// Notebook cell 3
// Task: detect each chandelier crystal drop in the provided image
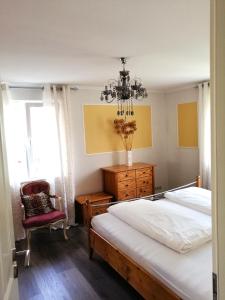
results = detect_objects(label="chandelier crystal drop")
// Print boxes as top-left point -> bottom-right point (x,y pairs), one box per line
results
100,58 -> 148,116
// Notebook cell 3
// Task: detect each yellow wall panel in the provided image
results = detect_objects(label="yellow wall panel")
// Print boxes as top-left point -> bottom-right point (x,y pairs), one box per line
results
83,105 -> 152,154
177,102 -> 198,147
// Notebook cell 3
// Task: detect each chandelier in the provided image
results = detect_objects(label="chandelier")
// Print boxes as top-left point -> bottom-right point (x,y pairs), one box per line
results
100,58 -> 148,116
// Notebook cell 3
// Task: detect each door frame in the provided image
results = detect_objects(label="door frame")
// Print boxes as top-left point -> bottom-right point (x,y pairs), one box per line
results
211,0 -> 225,299
0,87 -> 19,300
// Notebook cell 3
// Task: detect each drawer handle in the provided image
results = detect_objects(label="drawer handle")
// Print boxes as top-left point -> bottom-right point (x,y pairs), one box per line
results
125,184 -> 128,187
125,174 -> 128,177
143,181 -> 146,184
126,194 -> 129,196
143,172 -> 146,174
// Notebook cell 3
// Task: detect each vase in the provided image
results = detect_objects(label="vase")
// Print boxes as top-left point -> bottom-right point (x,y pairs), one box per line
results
126,150 -> 133,166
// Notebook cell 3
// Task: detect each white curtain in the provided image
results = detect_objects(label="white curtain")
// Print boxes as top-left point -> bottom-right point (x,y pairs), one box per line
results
43,84 -> 75,226
1,83 -> 76,240
1,84 -> 26,239
198,82 -> 211,189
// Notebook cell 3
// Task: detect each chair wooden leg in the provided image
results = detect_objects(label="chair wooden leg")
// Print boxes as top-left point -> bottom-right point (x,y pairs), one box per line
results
63,220 -> 68,240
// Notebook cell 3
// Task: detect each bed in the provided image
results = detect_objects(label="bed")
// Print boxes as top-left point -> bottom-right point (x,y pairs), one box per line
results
86,177 -> 212,300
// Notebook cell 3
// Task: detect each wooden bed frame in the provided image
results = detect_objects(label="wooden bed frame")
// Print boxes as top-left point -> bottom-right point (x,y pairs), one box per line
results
86,176 -> 202,300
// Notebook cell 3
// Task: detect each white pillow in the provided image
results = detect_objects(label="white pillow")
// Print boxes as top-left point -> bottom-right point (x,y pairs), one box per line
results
164,187 -> 211,215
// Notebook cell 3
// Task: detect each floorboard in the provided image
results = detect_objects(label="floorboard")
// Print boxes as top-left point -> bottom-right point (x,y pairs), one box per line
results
17,226 -> 142,300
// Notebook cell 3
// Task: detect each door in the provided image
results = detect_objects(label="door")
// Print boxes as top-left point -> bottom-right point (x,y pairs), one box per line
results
211,0 -> 225,299
0,96 -> 19,299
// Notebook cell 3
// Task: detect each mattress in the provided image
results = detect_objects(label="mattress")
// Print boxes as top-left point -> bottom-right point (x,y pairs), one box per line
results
91,200 -> 212,300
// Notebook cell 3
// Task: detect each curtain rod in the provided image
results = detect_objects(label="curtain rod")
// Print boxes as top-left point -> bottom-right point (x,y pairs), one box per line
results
9,82 -> 209,90
194,82 -> 210,88
8,85 -> 78,91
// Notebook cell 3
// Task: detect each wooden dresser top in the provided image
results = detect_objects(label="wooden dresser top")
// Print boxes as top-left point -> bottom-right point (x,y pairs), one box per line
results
76,192 -> 113,205
101,162 -> 155,173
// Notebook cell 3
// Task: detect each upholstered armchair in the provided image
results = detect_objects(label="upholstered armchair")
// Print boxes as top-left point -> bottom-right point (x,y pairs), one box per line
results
20,180 -> 68,266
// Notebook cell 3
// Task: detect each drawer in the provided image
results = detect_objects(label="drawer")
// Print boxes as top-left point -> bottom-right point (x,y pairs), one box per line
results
117,170 -> 135,182
117,188 -> 136,200
91,205 -> 108,217
136,175 -> 152,188
84,199 -> 110,224
136,186 -> 152,197
136,167 -> 152,178
118,179 -> 136,190
92,199 -> 111,205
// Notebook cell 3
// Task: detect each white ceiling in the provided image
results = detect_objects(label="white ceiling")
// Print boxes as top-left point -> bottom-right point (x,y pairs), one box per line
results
0,0 -> 210,91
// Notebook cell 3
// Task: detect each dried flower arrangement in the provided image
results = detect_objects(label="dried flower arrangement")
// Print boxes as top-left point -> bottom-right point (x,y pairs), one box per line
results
114,119 -> 137,151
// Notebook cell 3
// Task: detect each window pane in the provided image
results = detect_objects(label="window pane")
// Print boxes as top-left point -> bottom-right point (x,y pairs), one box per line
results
6,102 -> 29,182
29,106 -> 61,179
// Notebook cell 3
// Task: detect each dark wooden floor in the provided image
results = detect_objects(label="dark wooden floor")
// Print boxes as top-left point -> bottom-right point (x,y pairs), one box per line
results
17,226 -> 142,300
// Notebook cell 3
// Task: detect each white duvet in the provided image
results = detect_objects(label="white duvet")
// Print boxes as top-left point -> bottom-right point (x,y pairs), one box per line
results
164,187 -> 211,215
108,199 -> 211,253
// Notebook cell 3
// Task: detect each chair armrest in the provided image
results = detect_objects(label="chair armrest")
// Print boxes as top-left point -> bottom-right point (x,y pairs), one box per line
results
20,203 -> 26,221
49,195 -> 63,211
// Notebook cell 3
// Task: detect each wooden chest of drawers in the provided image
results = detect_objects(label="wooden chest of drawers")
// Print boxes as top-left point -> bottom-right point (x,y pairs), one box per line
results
102,163 -> 155,201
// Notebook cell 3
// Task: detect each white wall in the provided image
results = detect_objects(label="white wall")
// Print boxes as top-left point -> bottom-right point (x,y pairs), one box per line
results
70,89 -> 169,195
165,87 -> 199,188
9,85 -> 200,194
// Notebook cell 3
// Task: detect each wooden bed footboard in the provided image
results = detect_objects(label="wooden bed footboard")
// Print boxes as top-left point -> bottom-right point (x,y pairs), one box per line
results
89,229 -> 182,300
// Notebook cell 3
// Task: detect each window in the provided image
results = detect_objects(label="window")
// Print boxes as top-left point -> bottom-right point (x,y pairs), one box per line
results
9,101 -> 61,181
